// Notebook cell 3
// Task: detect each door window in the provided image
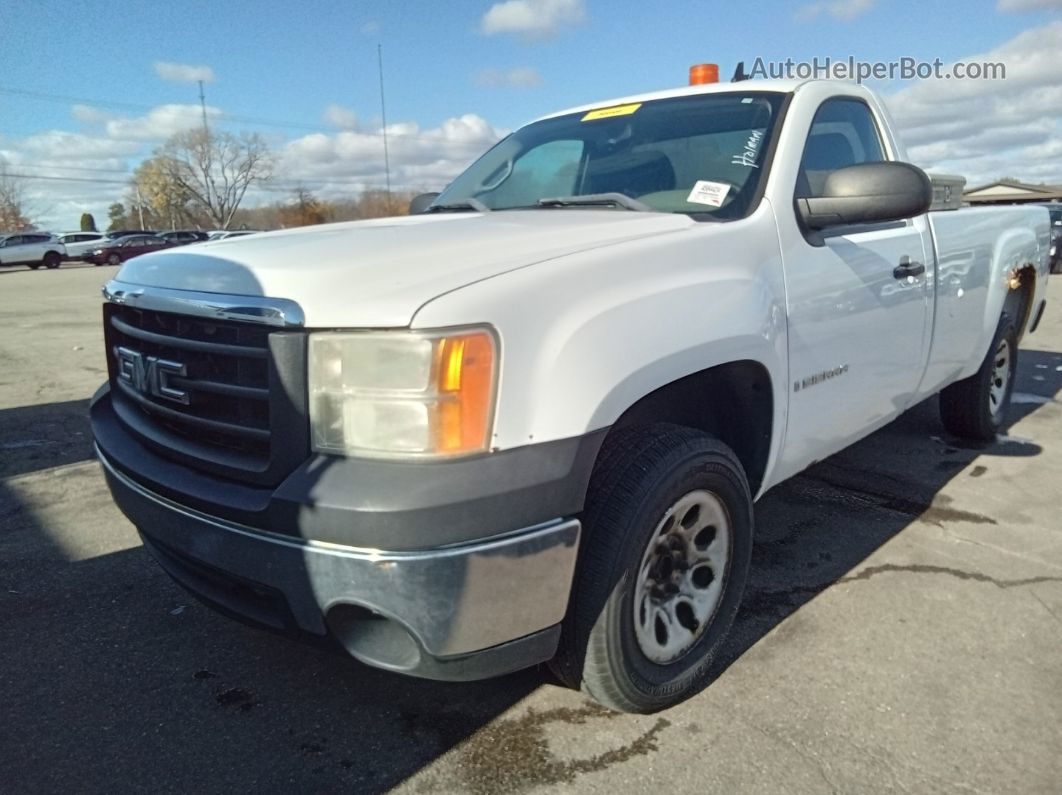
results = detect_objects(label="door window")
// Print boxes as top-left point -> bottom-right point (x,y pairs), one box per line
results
796,99 -> 886,199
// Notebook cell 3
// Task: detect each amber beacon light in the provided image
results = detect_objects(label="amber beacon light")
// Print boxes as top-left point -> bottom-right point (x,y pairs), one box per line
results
689,63 -> 720,85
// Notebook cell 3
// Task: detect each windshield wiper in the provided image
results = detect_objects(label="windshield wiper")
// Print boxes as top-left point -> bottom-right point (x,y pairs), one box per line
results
536,193 -> 653,212
425,198 -> 490,213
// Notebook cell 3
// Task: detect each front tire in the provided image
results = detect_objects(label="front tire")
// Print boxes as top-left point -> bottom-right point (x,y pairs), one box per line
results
552,424 -> 753,713
939,314 -> 1017,441
107,253 -> 121,266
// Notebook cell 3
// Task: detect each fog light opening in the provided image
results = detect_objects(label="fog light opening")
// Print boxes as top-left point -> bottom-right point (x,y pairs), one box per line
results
326,604 -> 421,671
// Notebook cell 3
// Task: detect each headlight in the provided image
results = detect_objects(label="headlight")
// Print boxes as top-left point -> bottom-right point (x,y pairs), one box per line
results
309,328 -> 497,459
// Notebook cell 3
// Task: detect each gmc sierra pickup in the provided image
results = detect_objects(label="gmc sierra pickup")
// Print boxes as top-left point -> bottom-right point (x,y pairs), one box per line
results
91,76 -> 1050,713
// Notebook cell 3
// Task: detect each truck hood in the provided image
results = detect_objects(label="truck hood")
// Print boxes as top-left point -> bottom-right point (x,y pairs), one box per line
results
114,210 -> 694,327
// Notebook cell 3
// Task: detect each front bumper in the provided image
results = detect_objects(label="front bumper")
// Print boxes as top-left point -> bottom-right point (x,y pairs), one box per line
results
98,446 -> 581,680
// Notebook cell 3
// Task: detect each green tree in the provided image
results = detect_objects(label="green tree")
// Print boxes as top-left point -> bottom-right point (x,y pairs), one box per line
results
107,202 -> 130,231
80,213 -> 97,232
133,157 -> 197,230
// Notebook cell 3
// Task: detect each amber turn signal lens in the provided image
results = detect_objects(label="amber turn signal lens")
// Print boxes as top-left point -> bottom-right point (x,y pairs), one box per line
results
434,332 -> 495,454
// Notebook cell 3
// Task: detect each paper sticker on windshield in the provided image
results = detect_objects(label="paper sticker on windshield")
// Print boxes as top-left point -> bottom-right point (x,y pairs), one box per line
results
581,103 -> 642,122
687,180 -> 730,208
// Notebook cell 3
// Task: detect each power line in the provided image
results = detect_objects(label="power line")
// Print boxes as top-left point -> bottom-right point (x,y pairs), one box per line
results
6,162 -> 437,188
0,84 -> 436,139
3,171 -> 433,192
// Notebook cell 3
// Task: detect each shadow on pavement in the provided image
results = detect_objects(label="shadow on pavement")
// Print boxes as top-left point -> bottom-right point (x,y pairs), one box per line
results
0,349 -> 1059,792
715,347 -> 1062,675
0,399 -> 94,479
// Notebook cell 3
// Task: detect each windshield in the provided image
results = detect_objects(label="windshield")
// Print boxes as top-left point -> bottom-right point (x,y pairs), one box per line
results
435,92 -> 785,221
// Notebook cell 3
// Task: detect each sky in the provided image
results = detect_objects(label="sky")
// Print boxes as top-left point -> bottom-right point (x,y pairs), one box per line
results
3,0 -> 1062,230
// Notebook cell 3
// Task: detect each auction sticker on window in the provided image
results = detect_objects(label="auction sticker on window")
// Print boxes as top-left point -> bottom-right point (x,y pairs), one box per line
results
581,103 -> 642,121
686,180 -> 731,207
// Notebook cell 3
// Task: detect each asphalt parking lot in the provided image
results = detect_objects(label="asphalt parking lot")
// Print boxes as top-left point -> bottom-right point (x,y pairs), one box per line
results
2,263 -> 1061,793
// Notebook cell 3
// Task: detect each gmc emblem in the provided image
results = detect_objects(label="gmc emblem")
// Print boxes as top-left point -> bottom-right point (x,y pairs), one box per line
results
114,346 -> 189,405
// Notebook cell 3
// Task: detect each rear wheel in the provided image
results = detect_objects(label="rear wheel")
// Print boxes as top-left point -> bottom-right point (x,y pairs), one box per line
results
939,314 -> 1017,441
551,424 -> 753,713
42,252 -> 61,269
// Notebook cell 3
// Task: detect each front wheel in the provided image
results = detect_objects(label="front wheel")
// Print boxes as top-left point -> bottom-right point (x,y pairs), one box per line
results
107,253 -> 121,266
551,424 -> 753,713
939,313 -> 1017,441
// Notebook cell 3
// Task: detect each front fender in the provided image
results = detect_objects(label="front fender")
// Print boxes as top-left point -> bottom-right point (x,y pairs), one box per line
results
411,207 -> 789,477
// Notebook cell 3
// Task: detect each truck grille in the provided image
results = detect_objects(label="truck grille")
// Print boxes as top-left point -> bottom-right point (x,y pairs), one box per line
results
103,303 -> 308,486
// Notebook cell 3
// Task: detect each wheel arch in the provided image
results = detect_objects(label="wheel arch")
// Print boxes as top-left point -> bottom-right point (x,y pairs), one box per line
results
1004,264 -> 1037,341
598,360 -> 775,497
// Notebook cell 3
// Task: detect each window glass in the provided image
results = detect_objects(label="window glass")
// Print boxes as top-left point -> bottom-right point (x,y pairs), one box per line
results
796,99 -> 885,199
435,92 -> 785,220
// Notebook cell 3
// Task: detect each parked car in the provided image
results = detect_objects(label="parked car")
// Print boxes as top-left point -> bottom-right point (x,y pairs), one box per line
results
91,74 -> 1050,714
106,229 -> 156,240
57,231 -> 106,260
1034,203 -> 1062,274
0,233 -> 66,269
158,230 -> 211,245
84,234 -> 175,266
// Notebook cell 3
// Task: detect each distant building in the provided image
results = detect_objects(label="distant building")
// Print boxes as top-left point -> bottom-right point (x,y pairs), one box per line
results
963,180 -> 1062,205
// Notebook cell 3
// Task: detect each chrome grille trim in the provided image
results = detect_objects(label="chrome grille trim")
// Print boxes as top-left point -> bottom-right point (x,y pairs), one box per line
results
103,280 -> 305,328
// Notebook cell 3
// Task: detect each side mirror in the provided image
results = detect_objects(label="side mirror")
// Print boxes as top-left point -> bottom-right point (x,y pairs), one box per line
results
797,162 -> 932,231
409,192 -> 440,215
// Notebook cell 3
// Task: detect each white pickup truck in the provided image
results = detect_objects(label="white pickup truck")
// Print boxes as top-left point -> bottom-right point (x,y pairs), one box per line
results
91,76 -> 1050,713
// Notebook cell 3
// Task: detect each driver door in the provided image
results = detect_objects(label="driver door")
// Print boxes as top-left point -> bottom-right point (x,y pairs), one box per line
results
779,98 -> 932,472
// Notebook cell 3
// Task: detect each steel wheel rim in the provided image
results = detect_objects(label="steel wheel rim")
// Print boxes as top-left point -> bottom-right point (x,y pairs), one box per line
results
988,337 -> 1012,418
633,489 -> 732,665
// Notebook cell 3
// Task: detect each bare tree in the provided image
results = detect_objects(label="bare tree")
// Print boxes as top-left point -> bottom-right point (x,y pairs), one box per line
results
278,187 -> 327,227
0,159 -> 35,232
157,129 -> 273,229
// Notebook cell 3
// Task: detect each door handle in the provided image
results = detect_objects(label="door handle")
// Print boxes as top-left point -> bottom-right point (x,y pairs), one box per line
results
893,258 -> 925,279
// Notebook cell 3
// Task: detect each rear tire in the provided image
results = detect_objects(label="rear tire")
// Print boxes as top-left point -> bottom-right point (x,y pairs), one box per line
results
939,314 -> 1017,441
551,424 -> 753,713
42,252 -> 61,269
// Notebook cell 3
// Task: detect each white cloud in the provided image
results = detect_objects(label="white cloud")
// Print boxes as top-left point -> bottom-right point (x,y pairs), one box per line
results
361,20 -> 380,34
474,66 -> 543,87
323,104 -> 359,130
153,61 -> 216,84
71,105 -> 113,124
278,113 -> 504,194
104,104 -> 221,141
796,0 -> 876,22
480,0 -> 585,39
0,134 -> 139,232
998,0 -> 1062,10
888,21 -> 1062,186
6,95 -> 506,231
